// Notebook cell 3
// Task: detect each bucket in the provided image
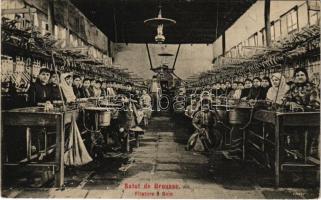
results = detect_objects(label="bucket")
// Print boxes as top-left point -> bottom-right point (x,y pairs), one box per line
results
228,108 -> 250,125
85,107 -> 111,127
98,110 -> 111,127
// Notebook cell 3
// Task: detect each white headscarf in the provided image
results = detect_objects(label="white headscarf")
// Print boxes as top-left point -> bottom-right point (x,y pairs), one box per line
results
266,73 -> 289,104
60,73 -> 76,103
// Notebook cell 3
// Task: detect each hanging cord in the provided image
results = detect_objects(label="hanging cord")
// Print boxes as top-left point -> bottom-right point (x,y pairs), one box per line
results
172,44 -> 181,70
240,106 -> 255,130
146,43 -> 153,70
51,52 -> 66,111
172,72 -> 182,80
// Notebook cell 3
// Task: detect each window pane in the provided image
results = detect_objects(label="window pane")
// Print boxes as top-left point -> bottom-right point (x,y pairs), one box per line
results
274,21 -> 281,40
254,34 -> 258,46
280,16 -> 287,37
310,10 -> 320,25
291,10 -> 297,26
288,13 -> 291,31
287,9 -> 298,33
271,24 -> 275,41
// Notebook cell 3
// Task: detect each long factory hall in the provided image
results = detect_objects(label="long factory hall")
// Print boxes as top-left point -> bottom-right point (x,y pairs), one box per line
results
1,0 -> 320,199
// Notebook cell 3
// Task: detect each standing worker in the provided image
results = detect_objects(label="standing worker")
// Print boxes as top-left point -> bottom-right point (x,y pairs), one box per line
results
149,76 -> 162,111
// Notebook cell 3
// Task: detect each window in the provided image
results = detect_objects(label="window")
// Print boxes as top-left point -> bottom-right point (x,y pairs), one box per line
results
237,43 -> 243,57
41,21 -> 48,35
225,51 -> 229,58
274,20 -> 281,40
230,47 -> 237,58
225,51 -> 232,58
75,18 -> 80,32
260,28 -> 265,46
248,33 -> 258,46
243,40 -> 248,47
286,8 -> 299,33
280,15 -> 287,37
307,0 -> 320,11
270,22 -> 275,41
309,10 -> 320,25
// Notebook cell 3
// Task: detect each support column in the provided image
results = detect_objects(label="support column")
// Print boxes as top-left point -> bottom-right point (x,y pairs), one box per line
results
108,39 -> 112,58
222,32 -> 226,56
264,0 -> 272,47
55,114 -> 65,188
65,0 -> 70,47
47,0 -> 54,35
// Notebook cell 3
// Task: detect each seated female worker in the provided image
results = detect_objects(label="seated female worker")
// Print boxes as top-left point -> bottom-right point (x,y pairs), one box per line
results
246,77 -> 265,101
227,81 -> 241,100
233,82 -> 244,100
81,78 -> 92,98
92,80 -> 102,97
219,83 -> 227,97
106,82 -> 117,97
72,75 -> 85,99
100,81 -> 108,97
283,68 -> 320,160
60,73 -> 77,103
283,68 -> 320,111
240,79 -> 252,99
224,81 -> 233,96
212,82 -> 223,97
49,71 -> 63,102
28,68 -> 51,106
266,73 -> 289,105
261,76 -> 271,100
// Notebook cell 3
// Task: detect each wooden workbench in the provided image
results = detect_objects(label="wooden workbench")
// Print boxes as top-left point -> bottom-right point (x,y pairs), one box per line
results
2,107 -> 79,188
248,110 -> 320,187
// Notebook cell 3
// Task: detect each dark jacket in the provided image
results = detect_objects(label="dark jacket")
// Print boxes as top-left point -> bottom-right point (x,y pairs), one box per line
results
101,88 -> 107,97
81,87 -> 91,98
214,89 -> 225,96
118,103 -> 134,130
261,86 -> 270,100
225,87 -> 233,96
49,84 -> 63,101
240,88 -> 250,99
73,85 -> 85,98
247,86 -> 264,100
28,80 -> 51,106
88,86 -> 95,97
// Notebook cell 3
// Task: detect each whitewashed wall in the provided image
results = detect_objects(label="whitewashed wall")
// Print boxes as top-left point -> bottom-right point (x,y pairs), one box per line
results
212,0 -> 306,57
113,43 -> 213,80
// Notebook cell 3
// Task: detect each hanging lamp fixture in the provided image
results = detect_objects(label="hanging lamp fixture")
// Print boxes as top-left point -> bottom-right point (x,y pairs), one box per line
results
144,5 -> 176,43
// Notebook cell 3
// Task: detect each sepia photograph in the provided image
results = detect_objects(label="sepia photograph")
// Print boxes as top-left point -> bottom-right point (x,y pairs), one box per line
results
1,0 -> 320,198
